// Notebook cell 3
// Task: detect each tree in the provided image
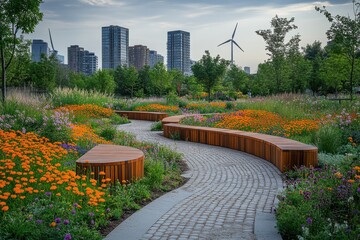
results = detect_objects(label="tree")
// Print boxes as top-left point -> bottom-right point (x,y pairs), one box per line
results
256,15 -> 300,93
138,65 -> 151,96
191,50 -> 228,101
114,65 -> 139,98
88,69 -> 115,94
316,0 -> 360,99
29,55 -> 57,92
303,41 -> 326,95
149,62 -> 171,96
226,64 -> 249,93
0,0 -> 43,103
319,54 -> 350,95
169,69 -> 185,96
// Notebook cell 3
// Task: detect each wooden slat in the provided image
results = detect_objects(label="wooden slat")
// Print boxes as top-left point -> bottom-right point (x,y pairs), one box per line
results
76,144 -> 144,184
115,110 -> 168,121
163,120 -> 318,173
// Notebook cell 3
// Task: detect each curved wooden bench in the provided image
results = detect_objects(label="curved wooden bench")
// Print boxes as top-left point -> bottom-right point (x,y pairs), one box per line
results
76,144 -> 144,184
162,116 -> 318,172
115,110 -> 168,121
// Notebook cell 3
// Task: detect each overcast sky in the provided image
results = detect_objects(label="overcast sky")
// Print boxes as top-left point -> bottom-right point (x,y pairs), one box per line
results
27,0 -> 354,73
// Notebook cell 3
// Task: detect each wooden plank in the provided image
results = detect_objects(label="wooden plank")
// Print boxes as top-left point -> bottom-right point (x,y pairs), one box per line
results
115,110 -> 168,122
76,144 -> 144,183
162,122 -> 318,172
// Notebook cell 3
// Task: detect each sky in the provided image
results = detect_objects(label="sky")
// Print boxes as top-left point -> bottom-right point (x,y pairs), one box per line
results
27,0 -> 355,73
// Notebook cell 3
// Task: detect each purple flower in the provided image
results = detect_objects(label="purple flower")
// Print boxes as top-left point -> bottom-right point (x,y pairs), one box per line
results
106,208 -> 110,213
63,219 -> 70,225
36,219 -> 43,224
71,209 -> 76,215
88,212 -> 94,217
91,219 -> 95,225
306,217 -> 312,224
55,217 -> 61,223
358,187 -> 360,193
64,233 -> 72,240
73,203 -> 78,207
45,192 -> 52,196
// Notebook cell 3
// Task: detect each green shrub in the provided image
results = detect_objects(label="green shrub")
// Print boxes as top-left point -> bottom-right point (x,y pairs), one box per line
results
109,113 -> 130,125
316,125 -> 343,153
99,125 -> 117,141
144,160 -> 165,190
150,121 -> 162,131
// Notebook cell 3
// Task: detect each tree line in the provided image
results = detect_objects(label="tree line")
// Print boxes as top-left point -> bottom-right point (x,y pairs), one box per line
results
1,0 -> 359,103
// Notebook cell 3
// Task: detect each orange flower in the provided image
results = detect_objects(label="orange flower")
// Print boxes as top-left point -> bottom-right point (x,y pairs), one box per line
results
50,186 -> 57,191
99,171 -> 106,176
2,206 -> 9,212
49,222 -> 56,227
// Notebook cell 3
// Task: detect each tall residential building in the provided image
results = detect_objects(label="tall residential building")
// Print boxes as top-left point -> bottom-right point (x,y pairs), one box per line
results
31,39 -> 49,62
68,45 -> 84,73
149,50 -> 164,68
244,66 -> 250,75
129,45 -> 149,70
68,45 -> 97,75
167,30 -> 190,75
102,25 -> 129,69
83,51 -> 98,76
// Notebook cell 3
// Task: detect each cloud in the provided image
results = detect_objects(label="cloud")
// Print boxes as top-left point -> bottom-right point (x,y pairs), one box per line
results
78,0 -> 126,6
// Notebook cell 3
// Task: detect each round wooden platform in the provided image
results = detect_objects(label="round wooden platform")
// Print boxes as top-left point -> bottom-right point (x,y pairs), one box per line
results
76,144 -> 144,184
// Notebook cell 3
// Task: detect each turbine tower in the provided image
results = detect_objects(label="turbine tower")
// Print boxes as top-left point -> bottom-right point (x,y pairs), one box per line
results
217,23 -> 244,65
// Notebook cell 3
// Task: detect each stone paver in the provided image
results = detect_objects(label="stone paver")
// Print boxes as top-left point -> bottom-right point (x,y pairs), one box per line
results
106,120 -> 283,240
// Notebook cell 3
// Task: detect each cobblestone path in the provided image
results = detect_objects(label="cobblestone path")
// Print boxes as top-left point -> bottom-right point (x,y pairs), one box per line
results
107,120 -> 283,240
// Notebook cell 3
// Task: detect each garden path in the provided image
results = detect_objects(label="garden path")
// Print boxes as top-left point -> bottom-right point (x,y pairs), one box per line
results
106,120 -> 283,240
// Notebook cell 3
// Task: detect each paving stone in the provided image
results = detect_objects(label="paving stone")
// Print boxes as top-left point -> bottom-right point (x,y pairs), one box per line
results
106,120 -> 283,240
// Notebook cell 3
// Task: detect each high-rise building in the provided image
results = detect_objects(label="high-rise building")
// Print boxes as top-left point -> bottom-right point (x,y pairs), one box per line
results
149,50 -> 164,68
244,66 -> 250,75
31,39 -> 49,62
167,30 -> 190,75
68,45 -> 97,75
157,54 -> 164,65
68,45 -> 84,73
102,25 -> 129,69
83,51 -> 98,76
129,45 -> 149,70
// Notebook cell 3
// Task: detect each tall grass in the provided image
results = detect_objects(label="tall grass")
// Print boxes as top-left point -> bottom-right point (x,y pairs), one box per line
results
51,88 -> 115,107
236,94 -> 359,120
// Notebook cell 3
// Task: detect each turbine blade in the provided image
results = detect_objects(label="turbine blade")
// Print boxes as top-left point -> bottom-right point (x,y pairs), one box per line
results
48,28 -> 55,51
217,39 -> 231,47
233,40 -> 244,52
232,23 -> 238,39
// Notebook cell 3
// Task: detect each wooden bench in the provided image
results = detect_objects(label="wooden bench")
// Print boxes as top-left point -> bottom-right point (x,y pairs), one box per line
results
76,144 -> 144,184
115,110 -> 168,121
162,116 -> 318,172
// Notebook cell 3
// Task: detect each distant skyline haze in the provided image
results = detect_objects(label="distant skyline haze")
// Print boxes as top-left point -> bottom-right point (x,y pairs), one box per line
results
27,0 -> 354,73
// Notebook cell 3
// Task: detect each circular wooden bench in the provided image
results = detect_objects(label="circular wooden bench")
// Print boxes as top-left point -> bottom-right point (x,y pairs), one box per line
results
76,144 -> 144,184
162,115 -> 318,172
115,110 -> 168,121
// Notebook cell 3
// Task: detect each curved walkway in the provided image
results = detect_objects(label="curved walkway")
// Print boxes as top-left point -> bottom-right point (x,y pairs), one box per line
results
106,120 -> 283,240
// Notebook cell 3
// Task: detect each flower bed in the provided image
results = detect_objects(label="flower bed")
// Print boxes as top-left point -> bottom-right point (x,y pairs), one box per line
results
134,103 -> 179,113
277,164 -> 360,239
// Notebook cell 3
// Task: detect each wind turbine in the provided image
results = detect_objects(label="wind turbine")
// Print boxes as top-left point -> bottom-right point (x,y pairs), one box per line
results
48,28 -> 58,57
217,23 -> 244,65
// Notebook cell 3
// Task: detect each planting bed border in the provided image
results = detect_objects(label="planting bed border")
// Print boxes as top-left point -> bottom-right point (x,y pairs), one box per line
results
76,144 -> 144,184
115,110 -> 168,121
162,115 -> 318,172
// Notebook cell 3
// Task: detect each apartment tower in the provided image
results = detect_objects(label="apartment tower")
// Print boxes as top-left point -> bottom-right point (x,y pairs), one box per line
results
102,25 -> 129,69
167,30 -> 190,75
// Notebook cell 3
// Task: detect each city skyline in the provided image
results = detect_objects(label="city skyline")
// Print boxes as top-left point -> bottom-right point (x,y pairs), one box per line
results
27,0 -> 354,73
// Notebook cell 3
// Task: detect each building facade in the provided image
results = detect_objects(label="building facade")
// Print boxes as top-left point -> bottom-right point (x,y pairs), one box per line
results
83,51 -> 98,76
68,45 -> 84,73
102,25 -> 129,69
68,45 -> 97,76
31,39 -> 49,62
129,45 -> 149,70
244,66 -> 250,75
149,50 -> 164,68
167,30 -> 190,75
